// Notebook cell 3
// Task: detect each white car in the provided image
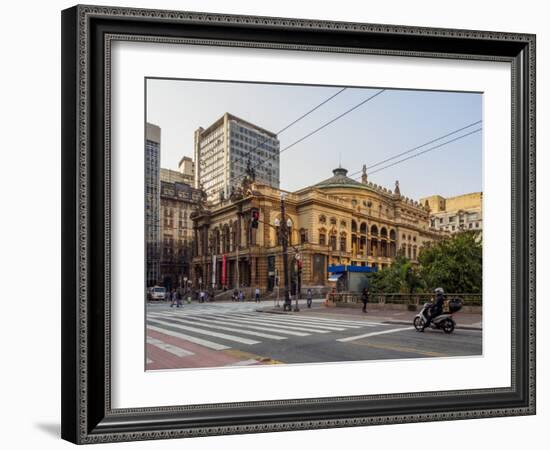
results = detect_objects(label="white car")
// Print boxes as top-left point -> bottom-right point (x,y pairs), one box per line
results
149,286 -> 166,301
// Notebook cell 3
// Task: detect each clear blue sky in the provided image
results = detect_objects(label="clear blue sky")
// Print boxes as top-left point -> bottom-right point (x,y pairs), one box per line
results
146,79 -> 482,200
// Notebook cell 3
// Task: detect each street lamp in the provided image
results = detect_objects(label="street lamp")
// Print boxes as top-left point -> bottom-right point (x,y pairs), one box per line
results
274,192 -> 293,312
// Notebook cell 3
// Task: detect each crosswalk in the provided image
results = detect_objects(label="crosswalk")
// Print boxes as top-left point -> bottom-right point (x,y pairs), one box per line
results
146,306 -> 388,368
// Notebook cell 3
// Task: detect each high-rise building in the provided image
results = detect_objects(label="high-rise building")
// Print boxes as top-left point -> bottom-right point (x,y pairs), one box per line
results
420,192 -> 483,233
194,113 -> 280,201
145,122 -> 161,287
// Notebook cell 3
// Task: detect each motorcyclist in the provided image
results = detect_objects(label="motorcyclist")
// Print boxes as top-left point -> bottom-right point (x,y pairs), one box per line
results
421,287 -> 445,331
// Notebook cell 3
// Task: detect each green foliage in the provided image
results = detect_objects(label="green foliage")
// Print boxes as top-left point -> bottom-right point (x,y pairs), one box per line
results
368,256 -> 423,294
418,231 -> 482,293
368,231 -> 482,294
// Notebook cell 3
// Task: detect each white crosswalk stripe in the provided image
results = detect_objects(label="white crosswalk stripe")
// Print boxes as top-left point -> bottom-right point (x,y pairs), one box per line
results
147,325 -> 230,350
213,313 -> 351,332
148,318 -> 260,345
147,306 -> 389,353
233,313 -> 365,329
200,313 -> 332,333
146,336 -> 195,357
148,313 -> 287,340
161,314 -> 310,337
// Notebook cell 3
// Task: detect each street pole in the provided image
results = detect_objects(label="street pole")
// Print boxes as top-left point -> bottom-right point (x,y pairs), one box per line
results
275,270 -> 280,308
280,193 -> 292,311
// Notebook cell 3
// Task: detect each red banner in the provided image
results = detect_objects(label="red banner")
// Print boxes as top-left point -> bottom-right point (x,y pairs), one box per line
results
221,255 -> 227,287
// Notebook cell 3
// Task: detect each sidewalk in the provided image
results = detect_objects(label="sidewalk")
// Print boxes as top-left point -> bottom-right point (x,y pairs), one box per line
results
257,303 -> 483,331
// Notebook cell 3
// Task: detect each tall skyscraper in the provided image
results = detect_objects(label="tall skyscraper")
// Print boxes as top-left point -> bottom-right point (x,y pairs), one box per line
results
145,122 -> 161,287
194,113 -> 280,201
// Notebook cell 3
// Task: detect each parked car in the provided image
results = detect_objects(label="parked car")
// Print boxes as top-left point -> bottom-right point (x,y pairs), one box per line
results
148,286 -> 166,301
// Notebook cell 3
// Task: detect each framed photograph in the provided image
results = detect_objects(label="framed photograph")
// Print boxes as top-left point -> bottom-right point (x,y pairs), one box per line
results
61,5 -> 536,444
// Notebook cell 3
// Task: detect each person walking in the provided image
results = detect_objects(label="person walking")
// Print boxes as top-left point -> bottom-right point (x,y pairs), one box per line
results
175,287 -> 183,308
306,288 -> 313,308
239,290 -> 244,302
169,289 -> 177,308
361,286 -> 369,313
199,290 -> 205,303
255,287 -> 261,303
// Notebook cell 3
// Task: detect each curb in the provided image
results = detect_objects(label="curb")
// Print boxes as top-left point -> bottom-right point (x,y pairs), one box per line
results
381,319 -> 482,331
256,309 -> 482,331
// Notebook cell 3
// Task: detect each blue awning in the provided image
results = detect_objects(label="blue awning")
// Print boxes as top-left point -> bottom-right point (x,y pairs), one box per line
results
328,273 -> 343,282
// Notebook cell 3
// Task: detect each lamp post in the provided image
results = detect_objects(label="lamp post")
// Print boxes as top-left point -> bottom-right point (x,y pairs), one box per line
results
274,192 -> 292,312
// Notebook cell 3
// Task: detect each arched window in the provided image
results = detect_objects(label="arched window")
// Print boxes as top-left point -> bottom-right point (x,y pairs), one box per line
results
380,227 -> 388,238
340,232 -> 347,252
319,228 -> 327,246
390,229 -> 396,240
351,220 -> 358,233
371,225 -> 379,236
360,222 -> 367,234
330,231 -> 337,251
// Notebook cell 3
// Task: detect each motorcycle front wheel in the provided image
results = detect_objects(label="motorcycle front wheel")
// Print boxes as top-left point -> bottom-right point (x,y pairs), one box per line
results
413,317 -> 424,331
442,319 -> 455,334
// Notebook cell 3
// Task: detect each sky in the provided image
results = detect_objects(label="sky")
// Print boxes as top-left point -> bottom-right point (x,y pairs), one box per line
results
146,79 -> 482,200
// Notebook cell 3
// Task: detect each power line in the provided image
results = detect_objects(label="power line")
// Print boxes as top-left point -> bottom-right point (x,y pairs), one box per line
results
227,89 -> 386,188
347,119 -> 483,178
357,127 -> 482,178
219,87 -> 347,190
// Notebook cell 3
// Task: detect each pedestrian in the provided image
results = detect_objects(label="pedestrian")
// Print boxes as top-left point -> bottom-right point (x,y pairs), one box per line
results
255,287 -> 261,303
361,286 -> 369,313
306,288 -> 313,308
239,290 -> 244,302
199,290 -> 205,303
169,289 -> 177,307
176,288 -> 183,308
233,288 -> 238,302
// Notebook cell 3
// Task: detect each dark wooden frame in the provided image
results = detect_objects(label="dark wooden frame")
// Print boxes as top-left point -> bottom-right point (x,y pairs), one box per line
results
61,4 -> 536,444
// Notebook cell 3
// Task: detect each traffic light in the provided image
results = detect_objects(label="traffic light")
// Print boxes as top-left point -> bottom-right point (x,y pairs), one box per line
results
251,208 -> 260,228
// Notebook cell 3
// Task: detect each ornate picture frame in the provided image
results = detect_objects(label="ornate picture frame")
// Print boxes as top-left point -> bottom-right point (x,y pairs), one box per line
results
61,5 -> 535,444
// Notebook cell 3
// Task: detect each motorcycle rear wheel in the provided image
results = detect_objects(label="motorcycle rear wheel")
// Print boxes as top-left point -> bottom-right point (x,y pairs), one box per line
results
442,319 -> 455,334
413,317 -> 424,331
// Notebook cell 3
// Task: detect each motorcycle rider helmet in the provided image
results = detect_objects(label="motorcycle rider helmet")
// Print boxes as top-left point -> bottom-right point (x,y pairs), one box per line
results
434,287 -> 444,295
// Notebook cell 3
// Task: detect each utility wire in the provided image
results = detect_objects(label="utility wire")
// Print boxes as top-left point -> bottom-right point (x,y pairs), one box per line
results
354,127 -> 482,178
217,87 -> 347,191
226,88 -> 386,188
347,119 -> 483,178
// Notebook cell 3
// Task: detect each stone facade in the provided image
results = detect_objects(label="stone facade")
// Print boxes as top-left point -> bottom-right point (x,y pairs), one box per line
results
191,167 -> 442,292
159,180 -> 202,291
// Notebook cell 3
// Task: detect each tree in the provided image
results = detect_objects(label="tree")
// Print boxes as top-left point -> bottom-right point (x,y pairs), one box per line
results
368,256 -> 423,294
418,231 -> 482,293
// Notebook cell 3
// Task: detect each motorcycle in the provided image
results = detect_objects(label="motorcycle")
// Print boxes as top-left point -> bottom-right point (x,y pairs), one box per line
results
413,298 -> 463,334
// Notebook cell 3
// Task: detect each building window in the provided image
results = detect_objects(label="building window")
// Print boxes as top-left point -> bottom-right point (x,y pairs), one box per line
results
340,234 -> 347,252
319,215 -> 326,224
330,234 -> 337,251
319,232 -> 326,246
300,229 -> 308,244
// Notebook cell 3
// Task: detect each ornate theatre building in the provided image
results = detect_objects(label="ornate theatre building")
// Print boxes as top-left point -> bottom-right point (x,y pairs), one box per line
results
191,166 -> 442,293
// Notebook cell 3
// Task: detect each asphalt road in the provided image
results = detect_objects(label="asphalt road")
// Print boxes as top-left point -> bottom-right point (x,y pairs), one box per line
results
146,301 -> 482,370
